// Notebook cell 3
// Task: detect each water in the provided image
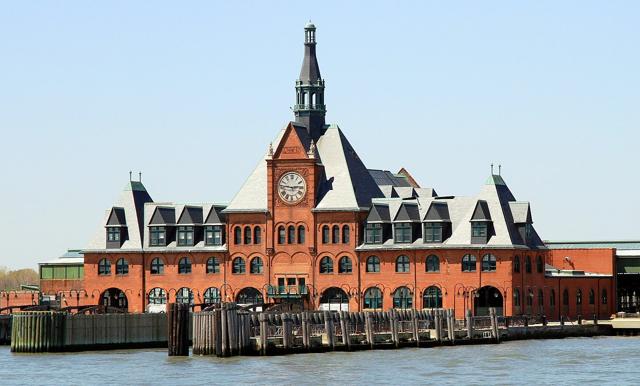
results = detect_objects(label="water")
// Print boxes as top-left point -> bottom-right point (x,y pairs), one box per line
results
1,337 -> 639,385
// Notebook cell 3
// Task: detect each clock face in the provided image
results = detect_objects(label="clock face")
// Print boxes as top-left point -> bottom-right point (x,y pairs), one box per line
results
278,172 -> 307,204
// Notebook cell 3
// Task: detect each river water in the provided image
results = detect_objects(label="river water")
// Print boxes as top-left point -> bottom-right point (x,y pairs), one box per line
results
1,337 -> 639,385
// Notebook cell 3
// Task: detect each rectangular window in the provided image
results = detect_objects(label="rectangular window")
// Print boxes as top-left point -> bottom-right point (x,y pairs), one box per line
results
41,266 -> 53,280
177,226 -> 194,246
394,223 -> 412,243
107,227 -> 120,242
66,266 -> 81,279
53,266 -> 66,279
424,223 -> 443,243
150,226 -> 166,246
205,226 -> 223,246
471,222 -> 488,237
365,224 -> 382,244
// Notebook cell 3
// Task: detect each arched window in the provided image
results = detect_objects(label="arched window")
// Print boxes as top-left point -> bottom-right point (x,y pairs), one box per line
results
116,258 -> 129,275
278,226 -> 286,244
250,257 -> 263,274
525,256 -> 532,273
150,257 -> 164,275
232,257 -> 245,274
550,289 -> 556,307
332,225 -> 340,243
527,289 -> 534,307
288,225 -> 295,244
236,287 -> 263,305
602,289 -> 608,305
538,289 -> 544,309
588,289 -> 595,305
536,255 -> 544,273
481,254 -> 497,272
338,256 -> 352,274
244,226 -> 252,244
513,288 -> 521,307
342,225 -> 350,244
426,255 -> 440,272
98,259 -> 111,275
366,256 -> 380,273
364,287 -> 382,310
297,225 -> 305,244
423,286 -> 442,308
396,255 -> 410,273
234,227 -> 242,244
393,287 -> 412,309
178,257 -> 192,274
203,287 -> 221,305
176,287 -> 193,305
576,289 -> 582,305
254,227 -> 261,244
462,254 -> 477,272
513,256 -> 520,273
563,289 -> 569,306
322,225 -> 330,244
206,257 -> 220,274
148,288 -> 167,305
319,256 -> 333,274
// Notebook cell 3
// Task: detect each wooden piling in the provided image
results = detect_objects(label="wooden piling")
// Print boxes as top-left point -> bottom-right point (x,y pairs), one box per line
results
324,311 -> 335,349
339,311 -> 351,350
259,312 -> 267,356
365,312 -> 374,349
301,312 -> 310,350
282,313 -> 291,349
447,309 -> 455,343
411,309 -> 419,347
168,303 -> 189,356
465,309 -> 473,339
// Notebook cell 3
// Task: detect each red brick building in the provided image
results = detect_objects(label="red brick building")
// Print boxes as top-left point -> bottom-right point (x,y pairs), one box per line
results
73,23 -> 616,320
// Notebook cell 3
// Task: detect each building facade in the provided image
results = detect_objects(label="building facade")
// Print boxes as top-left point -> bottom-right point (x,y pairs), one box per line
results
73,23 -> 616,320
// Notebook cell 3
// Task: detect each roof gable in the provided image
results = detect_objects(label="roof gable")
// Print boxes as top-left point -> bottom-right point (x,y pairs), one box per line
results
509,202 -> 532,224
394,202 -> 420,222
177,206 -> 203,225
366,203 -> 391,223
106,207 -> 126,226
204,205 -> 226,224
150,207 -> 176,225
471,200 -> 492,221
424,202 -> 451,222
273,122 -> 312,160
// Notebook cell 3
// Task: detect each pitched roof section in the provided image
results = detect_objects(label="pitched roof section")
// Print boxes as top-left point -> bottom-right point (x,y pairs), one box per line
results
106,207 -> 126,226
509,202 -> 532,224
368,169 -> 413,187
471,200 -> 492,221
424,202 -> 451,222
177,206 -> 203,225
366,203 -> 391,223
85,180 -> 153,251
150,207 -> 176,225
204,205 -> 226,224
393,202 -> 421,222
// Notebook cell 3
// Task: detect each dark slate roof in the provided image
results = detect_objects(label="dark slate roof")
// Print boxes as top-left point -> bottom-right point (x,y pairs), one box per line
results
150,207 -> 176,225
106,207 -> 126,226
424,202 -> 451,222
299,40 -> 321,83
177,206 -> 203,225
204,205 -> 226,224
471,200 -> 492,221
393,202 -> 421,222
366,203 -> 391,223
368,169 -> 413,187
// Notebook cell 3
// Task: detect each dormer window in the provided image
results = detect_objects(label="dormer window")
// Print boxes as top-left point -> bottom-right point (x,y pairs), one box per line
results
424,223 -> 443,243
205,225 -> 224,246
150,226 -> 166,246
365,223 -> 383,244
471,222 -> 488,238
394,223 -> 412,243
177,226 -> 194,246
107,227 -> 120,242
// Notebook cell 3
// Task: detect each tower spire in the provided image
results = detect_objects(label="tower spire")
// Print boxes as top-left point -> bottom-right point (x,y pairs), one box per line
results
294,21 -> 326,141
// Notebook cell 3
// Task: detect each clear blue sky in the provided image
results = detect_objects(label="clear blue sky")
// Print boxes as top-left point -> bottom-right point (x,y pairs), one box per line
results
1,1 -> 639,269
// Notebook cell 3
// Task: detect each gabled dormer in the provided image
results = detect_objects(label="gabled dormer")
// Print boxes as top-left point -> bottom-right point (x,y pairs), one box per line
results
393,202 -> 420,243
423,202 -> 452,243
364,203 -> 392,244
510,201 -> 533,245
105,207 -> 128,248
176,206 -> 203,247
204,205 -> 226,246
470,200 -> 494,244
149,206 -> 176,247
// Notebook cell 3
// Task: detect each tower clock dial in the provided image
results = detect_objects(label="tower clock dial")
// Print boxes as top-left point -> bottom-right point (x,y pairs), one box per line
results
278,172 -> 307,204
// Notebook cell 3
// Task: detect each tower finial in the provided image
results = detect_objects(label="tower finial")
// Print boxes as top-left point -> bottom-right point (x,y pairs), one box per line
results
491,163 -> 494,175
498,164 -> 502,176
139,172 -> 142,182
129,170 -> 132,181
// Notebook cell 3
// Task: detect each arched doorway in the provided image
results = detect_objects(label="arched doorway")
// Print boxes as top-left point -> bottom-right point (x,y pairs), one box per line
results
236,287 -> 263,306
474,286 -> 503,316
319,287 -> 349,311
100,288 -> 128,311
